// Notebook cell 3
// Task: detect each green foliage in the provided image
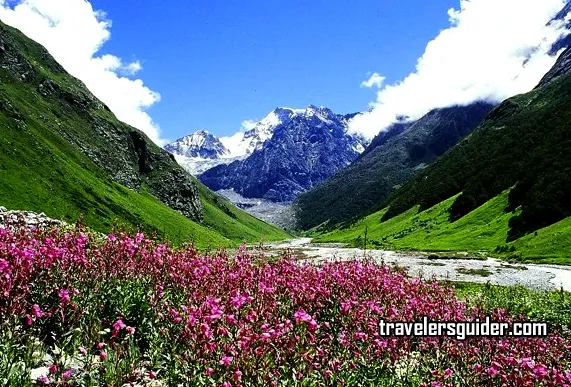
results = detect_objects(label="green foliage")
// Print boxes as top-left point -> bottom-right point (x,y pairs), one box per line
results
449,281 -> 571,329
381,70 -> 571,241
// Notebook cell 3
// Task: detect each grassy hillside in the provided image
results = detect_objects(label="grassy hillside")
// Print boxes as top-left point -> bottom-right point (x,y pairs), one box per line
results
0,22 -> 288,247
314,190 -> 571,264
379,47 -> 571,242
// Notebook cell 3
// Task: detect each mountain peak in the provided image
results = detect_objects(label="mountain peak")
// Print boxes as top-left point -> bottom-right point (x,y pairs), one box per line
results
165,130 -> 230,159
306,104 -> 326,111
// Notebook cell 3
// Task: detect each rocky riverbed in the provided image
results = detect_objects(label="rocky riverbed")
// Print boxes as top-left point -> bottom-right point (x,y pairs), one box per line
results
264,238 -> 571,292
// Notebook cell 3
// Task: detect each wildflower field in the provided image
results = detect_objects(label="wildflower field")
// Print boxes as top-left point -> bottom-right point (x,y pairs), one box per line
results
1,226 -> 570,386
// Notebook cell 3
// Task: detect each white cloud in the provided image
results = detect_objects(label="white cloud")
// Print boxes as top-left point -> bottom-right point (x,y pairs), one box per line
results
350,0 -> 571,139
0,0 -> 164,145
360,72 -> 385,88
121,61 -> 143,76
219,132 -> 247,157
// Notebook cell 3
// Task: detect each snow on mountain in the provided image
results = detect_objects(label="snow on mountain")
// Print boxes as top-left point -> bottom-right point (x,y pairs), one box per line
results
164,130 -> 230,159
166,106 -> 352,176
219,107 -> 298,157
199,106 -> 369,202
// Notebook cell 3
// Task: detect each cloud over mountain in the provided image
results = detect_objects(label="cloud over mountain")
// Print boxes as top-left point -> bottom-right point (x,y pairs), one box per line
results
350,0 -> 570,139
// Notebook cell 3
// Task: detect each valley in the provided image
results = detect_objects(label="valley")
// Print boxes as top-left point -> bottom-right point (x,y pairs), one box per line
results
2,1 -> 571,386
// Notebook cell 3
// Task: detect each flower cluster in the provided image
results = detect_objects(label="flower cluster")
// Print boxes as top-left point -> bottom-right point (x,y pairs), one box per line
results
0,226 -> 570,386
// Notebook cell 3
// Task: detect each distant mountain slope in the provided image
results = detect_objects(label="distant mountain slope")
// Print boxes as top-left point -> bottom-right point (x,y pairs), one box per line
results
199,105 -> 367,202
0,21 -> 288,246
379,45 -> 571,242
548,1 -> 571,54
294,102 -> 495,230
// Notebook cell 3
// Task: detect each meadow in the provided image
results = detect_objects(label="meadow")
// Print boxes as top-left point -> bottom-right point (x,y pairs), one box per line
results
1,225 -> 570,386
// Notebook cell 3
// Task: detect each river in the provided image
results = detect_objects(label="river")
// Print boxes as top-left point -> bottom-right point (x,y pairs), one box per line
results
263,238 -> 571,292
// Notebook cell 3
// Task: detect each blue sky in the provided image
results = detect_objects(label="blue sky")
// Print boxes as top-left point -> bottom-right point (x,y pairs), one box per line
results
0,0 -> 566,143
88,0 -> 459,140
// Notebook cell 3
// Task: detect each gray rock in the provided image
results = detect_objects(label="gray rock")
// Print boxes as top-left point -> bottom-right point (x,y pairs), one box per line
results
0,209 -> 67,231
537,46 -> 571,88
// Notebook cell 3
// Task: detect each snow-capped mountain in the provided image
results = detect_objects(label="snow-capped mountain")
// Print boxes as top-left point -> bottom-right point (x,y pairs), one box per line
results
164,108 -> 299,175
164,130 -> 234,175
219,107 -> 298,158
164,130 -> 230,159
199,105 -> 368,202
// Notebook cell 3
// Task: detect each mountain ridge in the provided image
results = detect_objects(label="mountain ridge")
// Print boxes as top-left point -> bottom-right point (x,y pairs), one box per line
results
376,43 -> 571,243
164,130 -> 230,159
196,105 -> 368,202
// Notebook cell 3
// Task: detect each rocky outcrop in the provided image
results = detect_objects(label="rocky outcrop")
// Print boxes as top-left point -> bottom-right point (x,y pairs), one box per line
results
536,46 -> 571,88
0,206 -> 66,230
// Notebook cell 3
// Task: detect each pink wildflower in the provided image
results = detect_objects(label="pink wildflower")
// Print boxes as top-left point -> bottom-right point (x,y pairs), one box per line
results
220,355 -> 233,367
294,309 -> 312,323
62,368 -> 74,379
31,304 -> 44,318
487,366 -> 499,377
113,319 -> 126,331
58,288 -> 70,304
534,365 -> 548,378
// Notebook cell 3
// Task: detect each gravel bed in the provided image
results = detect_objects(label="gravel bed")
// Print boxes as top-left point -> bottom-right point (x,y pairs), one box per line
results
265,238 -> 571,291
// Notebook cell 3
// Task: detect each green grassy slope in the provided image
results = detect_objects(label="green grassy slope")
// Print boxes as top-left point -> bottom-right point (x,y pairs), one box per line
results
510,217 -> 571,264
0,22 -> 289,247
314,190 -> 571,264
379,48 -> 571,242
